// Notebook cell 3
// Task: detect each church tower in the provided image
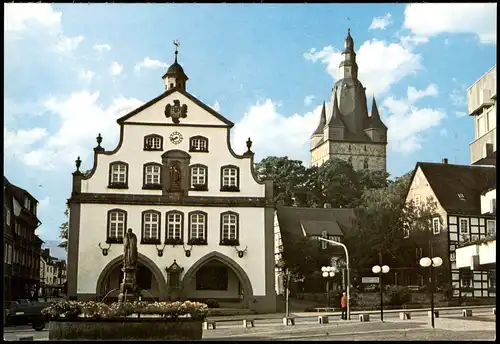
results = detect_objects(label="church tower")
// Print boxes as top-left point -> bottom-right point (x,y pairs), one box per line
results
310,29 -> 388,172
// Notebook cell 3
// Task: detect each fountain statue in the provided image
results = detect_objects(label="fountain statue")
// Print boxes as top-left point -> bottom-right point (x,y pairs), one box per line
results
118,228 -> 139,303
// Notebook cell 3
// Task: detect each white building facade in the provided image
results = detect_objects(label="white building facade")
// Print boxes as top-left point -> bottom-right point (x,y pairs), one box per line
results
67,49 -> 276,312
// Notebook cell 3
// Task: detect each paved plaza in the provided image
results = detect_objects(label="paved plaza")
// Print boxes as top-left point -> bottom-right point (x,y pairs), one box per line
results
4,309 -> 495,341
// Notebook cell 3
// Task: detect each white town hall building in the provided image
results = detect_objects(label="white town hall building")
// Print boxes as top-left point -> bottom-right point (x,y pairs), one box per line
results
67,47 -> 276,312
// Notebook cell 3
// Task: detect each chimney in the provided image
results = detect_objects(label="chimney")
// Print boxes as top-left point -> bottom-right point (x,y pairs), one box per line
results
324,203 -> 332,208
442,158 -> 448,164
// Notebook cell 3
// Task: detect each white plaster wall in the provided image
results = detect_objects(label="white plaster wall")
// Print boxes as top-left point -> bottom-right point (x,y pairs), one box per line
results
77,204 -> 267,296
81,125 -> 264,197
124,92 -> 227,126
480,189 -> 496,214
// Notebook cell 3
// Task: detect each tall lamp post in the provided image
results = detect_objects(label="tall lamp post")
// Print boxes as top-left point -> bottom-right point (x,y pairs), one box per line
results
321,266 -> 336,308
419,255 -> 443,328
371,264 -> 390,321
318,237 -> 351,320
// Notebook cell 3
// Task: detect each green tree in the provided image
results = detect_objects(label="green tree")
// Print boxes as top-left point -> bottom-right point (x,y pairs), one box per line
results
58,209 -> 69,251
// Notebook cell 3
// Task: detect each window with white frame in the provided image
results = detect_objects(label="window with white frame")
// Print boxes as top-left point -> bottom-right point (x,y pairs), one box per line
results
487,220 -> 496,236
166,212 -> 183,241
142,211 -> 160,242
450,251 -> 456,262
462,275 -> 472,288
109,162 -> 128,186
433,217 -> 441,234
144,164 -> 161,185
221,212 -> 238,242
108,210 -> 126,241
190,165 -> 207,189
190,136 -> 208,152
414,195 -> 421,207
144,135 -> 162,150
6,208 -> 11,226
189,212 -> 207,242
460,218 -> 469,234
221,166 -> 239,190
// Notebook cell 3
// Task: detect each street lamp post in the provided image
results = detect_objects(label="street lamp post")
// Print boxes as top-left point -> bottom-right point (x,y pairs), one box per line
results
321,266 -> 335,308
419,254 -> 443,328
317,237 -> 351,320
371,264 -> 390,321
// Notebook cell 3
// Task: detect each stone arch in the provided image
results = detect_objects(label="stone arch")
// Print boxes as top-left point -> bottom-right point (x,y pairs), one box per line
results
96,253 -> 168,300
180,251 -> 254,308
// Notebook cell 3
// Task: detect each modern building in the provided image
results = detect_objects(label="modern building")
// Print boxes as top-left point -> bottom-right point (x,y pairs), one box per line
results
274,205 -> 356,295
310,29 -> 388,172
67,46 -> 276,312
40,249 -> 67,297
4,177 -> 43,301
468,65 -> 496,166
404,160 -> 496,298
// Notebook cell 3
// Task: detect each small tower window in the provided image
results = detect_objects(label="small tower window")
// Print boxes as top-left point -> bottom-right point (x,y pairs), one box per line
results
170,83 -> 174,89
363,158 -> 369,169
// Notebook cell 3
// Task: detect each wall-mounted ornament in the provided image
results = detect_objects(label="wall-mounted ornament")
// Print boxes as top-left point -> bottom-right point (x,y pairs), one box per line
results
165,99 -> 188,124
183,243 -> 193,257
165,259 -> 184,274
234,245 -> 248,258
98,242 -> 111,256
155,243 -> 167,257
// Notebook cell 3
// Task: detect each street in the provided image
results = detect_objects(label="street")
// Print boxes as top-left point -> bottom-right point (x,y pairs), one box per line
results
4,309 -> 495,341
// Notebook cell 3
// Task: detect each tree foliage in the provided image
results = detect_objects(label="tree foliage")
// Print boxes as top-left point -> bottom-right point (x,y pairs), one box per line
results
58,209 -> 69,251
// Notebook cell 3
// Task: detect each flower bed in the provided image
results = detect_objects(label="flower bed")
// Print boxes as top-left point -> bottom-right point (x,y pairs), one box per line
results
43,300 -> 208,340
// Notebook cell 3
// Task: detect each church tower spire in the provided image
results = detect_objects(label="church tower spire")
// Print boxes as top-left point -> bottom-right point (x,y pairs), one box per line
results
311,102 -> 327,137
338,28 -> 358,80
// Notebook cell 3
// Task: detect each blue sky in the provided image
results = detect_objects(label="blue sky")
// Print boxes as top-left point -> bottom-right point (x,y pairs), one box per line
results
4,4 -> 497,257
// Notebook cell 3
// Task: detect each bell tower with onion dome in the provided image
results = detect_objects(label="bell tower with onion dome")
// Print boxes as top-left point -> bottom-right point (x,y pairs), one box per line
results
162,40 -> 189,91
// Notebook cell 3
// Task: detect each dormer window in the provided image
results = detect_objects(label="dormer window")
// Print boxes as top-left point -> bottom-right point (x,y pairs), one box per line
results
144,134 -> 163,151
143,163 -> 162,189
458,193 -> 466,201
189,136 -> 209,152
220,165 -> 240,192
108,162 -> 129,189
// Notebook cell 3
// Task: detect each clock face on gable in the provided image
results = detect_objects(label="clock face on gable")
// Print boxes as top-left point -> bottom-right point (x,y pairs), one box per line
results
170,131 -> 183,145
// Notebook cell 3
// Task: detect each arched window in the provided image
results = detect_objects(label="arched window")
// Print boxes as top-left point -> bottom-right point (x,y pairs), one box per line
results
141,210 -> 161,244
144,134 -> 163,151
364,158 -> 369,169
189,136 -> 209,152
107,209 -> 127,243
108,161 -> 129,188
188,211 -> 208,245
143,162 -> 162,189
220,165 -> 240,192
220,211 -> 239,245
165,211 -> 184,244
190,164 -> 208,191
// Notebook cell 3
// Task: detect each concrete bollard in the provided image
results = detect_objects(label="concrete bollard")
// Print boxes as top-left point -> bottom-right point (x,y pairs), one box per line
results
428,310 -> 439,319
318,315 -> 329,324
203,321 -> 216,330
283,317 -> 295,326
359,314 -> 370,322
493,308 -> 496,315
399,312 -> 411,320
462,309 -> 472,317
242,319 -> 255,328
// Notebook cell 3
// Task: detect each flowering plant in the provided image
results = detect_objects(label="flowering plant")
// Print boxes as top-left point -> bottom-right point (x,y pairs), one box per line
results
42,300 -> 208,321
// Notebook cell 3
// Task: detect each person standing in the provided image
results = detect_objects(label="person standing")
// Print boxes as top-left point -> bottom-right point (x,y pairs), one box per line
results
341,291 -> 347,320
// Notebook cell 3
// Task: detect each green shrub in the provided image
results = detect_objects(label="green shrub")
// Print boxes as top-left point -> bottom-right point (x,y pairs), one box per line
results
385,286 -> 412,306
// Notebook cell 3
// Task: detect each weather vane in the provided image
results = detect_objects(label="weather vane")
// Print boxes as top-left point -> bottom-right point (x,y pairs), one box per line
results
173,40 -> 180,53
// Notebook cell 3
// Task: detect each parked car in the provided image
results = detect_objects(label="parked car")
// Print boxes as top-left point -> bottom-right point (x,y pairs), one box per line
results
6,301 -> 50,331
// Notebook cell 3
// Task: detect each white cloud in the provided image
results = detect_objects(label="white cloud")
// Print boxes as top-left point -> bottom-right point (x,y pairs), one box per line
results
54,35 -> 84,53
455,111 -> 467,117
369,13 -> 392,30
4,3 -> 61,35
5,127 -> 49,160
304,39 -> 422,96
404,3 -> 497,44
134,57 -> 168,72
440,128 -> 448,137
304,95 -> 315,106
78,70 -> 95,82
231,99 -> 321,164
16,91 -> 144,170
109,62 -> 124,76
449,87 -> 467,107
211,101 -> 221,112
93,44 -> 111,53
381,84 -> 446,153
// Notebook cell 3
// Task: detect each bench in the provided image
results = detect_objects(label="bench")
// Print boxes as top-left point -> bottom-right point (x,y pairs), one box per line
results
427,310 -> 439,319
399,312 -> 411,320
462,309 -> 472,317
282,317 -> 295,326
203,320 -> 216,330
359,314 -> 370,322
314,307 -> 335,312
242,318 -> 255,328
317,315 -> 329,324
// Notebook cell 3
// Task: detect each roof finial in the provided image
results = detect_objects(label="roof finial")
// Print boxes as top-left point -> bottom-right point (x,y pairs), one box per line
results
173,40 -> 180,63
